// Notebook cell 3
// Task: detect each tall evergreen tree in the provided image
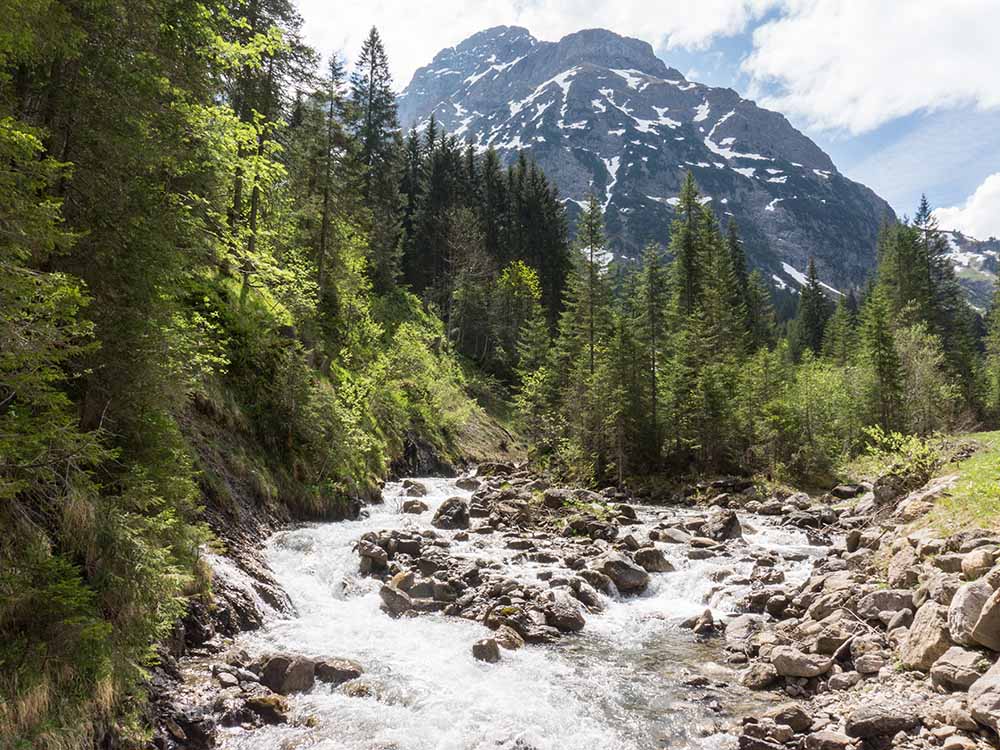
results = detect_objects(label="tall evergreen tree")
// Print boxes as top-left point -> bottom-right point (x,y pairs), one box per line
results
669,172 -> 703,318
794,258 -> 832,356
860,287 -> 903,429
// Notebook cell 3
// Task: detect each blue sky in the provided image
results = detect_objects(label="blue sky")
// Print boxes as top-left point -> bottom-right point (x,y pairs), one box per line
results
657,32 -> 1000,220
299,0 -> 1000,238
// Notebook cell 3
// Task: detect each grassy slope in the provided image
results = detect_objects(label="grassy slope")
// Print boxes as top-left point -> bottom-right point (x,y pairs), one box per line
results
926,431 -> 1000,532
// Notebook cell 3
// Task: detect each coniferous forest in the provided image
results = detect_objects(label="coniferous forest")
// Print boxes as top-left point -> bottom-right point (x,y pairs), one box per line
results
3,3 -> 1000,748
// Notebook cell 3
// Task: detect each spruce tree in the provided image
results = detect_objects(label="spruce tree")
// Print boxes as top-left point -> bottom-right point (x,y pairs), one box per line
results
821,296 -> 857,366
860,287 -> 903,430
669,172 -> 702,318
794,258 -> 832,356
636,242 -> 669,462
350,26 -> 403,290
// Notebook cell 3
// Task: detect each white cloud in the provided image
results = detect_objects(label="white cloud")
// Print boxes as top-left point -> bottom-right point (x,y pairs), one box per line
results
742,1 -> 1000,134
295,0 -> 777,88
933,173 -> 1000,240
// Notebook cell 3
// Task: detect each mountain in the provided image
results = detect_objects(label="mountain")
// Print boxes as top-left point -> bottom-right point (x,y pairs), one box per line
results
940,229 -> 1000,310
398,26 -> 896,291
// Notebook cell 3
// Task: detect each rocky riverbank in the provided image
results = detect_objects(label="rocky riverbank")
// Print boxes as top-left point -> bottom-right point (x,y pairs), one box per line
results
147,461 -> 1000,750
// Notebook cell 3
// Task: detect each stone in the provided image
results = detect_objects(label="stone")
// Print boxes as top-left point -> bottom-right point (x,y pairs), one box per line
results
244,694 -> 289,724
887,608 -> 913,632
854,653 -> 886,674
805,731 -> 854,750
591,551 -> 650,594
402,499 -> 428,514
703,509 -> 742,541
726,614 -> 766,648
887,546 -> 920,588
844,704 -> 920,738
949,580 -> 992,646
828,671 -> 862,690
402,479 -> 428,496
764,704 -> 812,733
494,624 -> 525,650
971,588 -> 1000,651
943,698 -> 979,732
472,638 -> 501,663
831,484 -> 865,499
740,662 -> 778,689
968,659 -> 1000,730
855,589 -> 914,620
962,549 -> 995,580
930,647 -> 993,691
315,658 -> 363,686
432,497 -> 470,529
260,656 -> 315,695
656,527 -> 692,544
544,588 -> 586,632
900,601 -> 952,671
771,645 -> 833,678
633,546 -> 674,573
379,584 -> 413,617
542,488 -> 572,509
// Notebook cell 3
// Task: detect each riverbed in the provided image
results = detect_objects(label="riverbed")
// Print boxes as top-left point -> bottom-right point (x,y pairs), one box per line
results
217,477 -> 825,750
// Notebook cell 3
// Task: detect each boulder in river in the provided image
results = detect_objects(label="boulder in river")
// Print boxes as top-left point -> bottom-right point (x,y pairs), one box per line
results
543,588 -> 586,632
402,479 -> 428,497
472,638 -> 501,663
402,499 -> 428,514
432,497 -> 470,529
244,694 -> 289,724
260,655 -> 316,695
591,551 -> 650,594
316,658 -> 363,686
702,509 -> 742,541
379,583 -> 413,617
633,546 -> 674,573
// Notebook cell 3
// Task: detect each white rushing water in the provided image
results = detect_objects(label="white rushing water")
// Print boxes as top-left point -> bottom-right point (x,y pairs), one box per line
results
219,478 -> 825,750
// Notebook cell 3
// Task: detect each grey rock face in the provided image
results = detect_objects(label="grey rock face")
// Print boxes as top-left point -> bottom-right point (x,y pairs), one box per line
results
398,26 -> 895,290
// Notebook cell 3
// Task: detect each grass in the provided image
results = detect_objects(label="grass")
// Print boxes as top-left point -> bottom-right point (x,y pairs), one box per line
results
925,430 -> 1000,532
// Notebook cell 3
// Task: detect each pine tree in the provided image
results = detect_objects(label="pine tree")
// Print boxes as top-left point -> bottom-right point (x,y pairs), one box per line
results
821,296 -> 857,366
986,280 -> 1000,414
635,242 -> 669,462
669,172 -> 703,318
745,270 -> 777,350
860,287 -> 903,430
794,257 -> 832,356
576,194 -> 607,376
350,26 -> 403,290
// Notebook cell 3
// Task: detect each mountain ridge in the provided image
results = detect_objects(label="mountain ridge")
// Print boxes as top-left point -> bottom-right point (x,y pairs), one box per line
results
398,25 -> 896,292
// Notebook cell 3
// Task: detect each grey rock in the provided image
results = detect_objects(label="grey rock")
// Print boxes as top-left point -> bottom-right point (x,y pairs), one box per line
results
900,601 -> 952,671
844,704 -> 919,738
315,658 -> 363,686
591,551 -> 649,593
949,579 -> 992,646
968,658 -> 1000,730
633,546 -> 674,573
972,588 -> 1000,651
930,646 -> 993,691
771,645 -> 833,678
432,497 -> 470,529
472,638 -> 501,663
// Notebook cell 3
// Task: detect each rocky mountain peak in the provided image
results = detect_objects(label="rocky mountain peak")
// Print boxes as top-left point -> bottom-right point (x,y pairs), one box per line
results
398,27 -> 895,291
